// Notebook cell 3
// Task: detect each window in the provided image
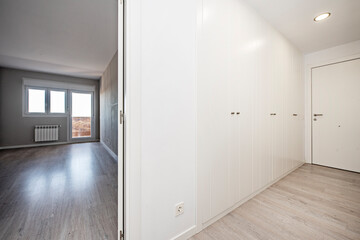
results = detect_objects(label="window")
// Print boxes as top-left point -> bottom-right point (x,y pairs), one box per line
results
25,87 -> 67,116
28,89 -> 46,113
23,79 -> 95,120
50,90 -> 66,113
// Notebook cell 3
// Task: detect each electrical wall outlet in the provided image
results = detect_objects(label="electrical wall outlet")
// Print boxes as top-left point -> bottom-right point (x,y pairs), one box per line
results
175,202 -> 184,217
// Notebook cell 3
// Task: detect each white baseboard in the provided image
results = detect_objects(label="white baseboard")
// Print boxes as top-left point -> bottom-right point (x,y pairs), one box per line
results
0,140 -> 100,150
196,162 -> 305,234
0,141 -> 69,150
171,225 -> 197,240
100,141 -> 118,161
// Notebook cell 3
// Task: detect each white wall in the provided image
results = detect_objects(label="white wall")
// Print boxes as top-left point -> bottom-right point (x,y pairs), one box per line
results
304,40 -> 360,163
196,0 -> 304,231
140,0 -> 197,237
125,0 -> 198,239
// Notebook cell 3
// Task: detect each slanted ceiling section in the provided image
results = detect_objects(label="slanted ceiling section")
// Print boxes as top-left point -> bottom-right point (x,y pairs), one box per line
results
244,0 -> 360,53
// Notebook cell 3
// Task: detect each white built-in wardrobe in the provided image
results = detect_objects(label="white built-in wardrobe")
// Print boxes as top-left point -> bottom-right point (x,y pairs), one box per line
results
196,0 -> 305,229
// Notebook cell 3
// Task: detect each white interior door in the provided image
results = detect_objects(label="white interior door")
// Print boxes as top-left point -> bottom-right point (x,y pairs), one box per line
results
312,58 -> 360,172
118,0 -> 124,239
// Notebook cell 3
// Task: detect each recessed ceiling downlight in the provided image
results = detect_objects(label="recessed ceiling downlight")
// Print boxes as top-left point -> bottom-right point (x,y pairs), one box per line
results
314,12 -> 331,22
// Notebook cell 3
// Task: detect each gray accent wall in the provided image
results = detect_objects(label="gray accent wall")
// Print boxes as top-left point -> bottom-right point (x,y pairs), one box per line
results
100,52 -> 118,155
0,67 -> 100,147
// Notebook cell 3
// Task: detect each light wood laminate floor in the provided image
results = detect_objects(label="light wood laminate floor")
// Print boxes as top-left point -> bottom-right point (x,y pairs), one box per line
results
191,164 -> 360,240
0,143 -> 117,240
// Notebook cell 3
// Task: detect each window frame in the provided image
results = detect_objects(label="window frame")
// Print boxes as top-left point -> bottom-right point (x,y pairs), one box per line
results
49,88 -> 68,115
69,90 -> 95,141
23,86 -> 68,117
25,86 -> 47,115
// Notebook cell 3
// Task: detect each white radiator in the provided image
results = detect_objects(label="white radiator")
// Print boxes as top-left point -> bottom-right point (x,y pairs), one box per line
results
34,125 -> 60,142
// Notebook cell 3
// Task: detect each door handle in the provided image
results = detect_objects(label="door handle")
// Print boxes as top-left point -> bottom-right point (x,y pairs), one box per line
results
120,110 -> 124,124
314,114 -> 323,117
270,113 -> 276,116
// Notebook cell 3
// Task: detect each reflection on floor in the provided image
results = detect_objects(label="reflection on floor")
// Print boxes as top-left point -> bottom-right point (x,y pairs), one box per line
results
0,142 -> 117,240
191,164 -> 360,240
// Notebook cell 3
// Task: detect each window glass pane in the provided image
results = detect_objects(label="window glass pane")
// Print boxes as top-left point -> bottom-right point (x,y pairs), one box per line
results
72,93 -> 91,117
50,90 -> 66,113
28,89 -> 45,113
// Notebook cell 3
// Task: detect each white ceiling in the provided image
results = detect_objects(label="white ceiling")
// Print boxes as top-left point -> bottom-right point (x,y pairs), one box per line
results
0,0 -> 117,79
1,0 -> 358,76
244,0 -> 360,53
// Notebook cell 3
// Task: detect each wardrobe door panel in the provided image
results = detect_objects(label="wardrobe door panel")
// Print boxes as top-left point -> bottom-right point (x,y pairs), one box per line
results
295,54 -> 305,168
231,2 -> 256,201
197,0 -> 231,222
270,36 -> 282,180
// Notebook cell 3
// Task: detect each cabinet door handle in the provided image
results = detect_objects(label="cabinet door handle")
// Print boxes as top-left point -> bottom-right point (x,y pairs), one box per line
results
314,114 -> 323,117
231,112 -> 235,115
270,113 -> 276,116
236,112 -> 240,115
293,114 -> 298,116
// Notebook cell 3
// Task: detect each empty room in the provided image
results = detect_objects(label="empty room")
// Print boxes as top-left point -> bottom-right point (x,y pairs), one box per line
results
1,0 -> 360,240
0,0 -> 119,239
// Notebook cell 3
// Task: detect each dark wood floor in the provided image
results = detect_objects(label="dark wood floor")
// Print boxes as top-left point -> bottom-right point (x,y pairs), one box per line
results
0,143 -> 117,240
191,164 -> 360,240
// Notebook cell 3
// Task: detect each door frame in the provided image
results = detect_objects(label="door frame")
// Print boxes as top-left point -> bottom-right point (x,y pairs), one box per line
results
68,90 -> 96,142
121,0 -> 143,238
118,0 -> 125,239
310,56 -> 360,165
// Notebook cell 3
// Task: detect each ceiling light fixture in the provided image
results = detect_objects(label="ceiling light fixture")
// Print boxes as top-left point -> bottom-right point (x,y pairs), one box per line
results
314,12 -> 331,22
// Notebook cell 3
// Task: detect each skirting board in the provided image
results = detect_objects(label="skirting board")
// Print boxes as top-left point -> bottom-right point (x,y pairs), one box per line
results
0,140 -> 100,150
0,141 -> 69,150
195,162 -> 305,235
171,225 -> 197,240
100,141 -> 118,162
